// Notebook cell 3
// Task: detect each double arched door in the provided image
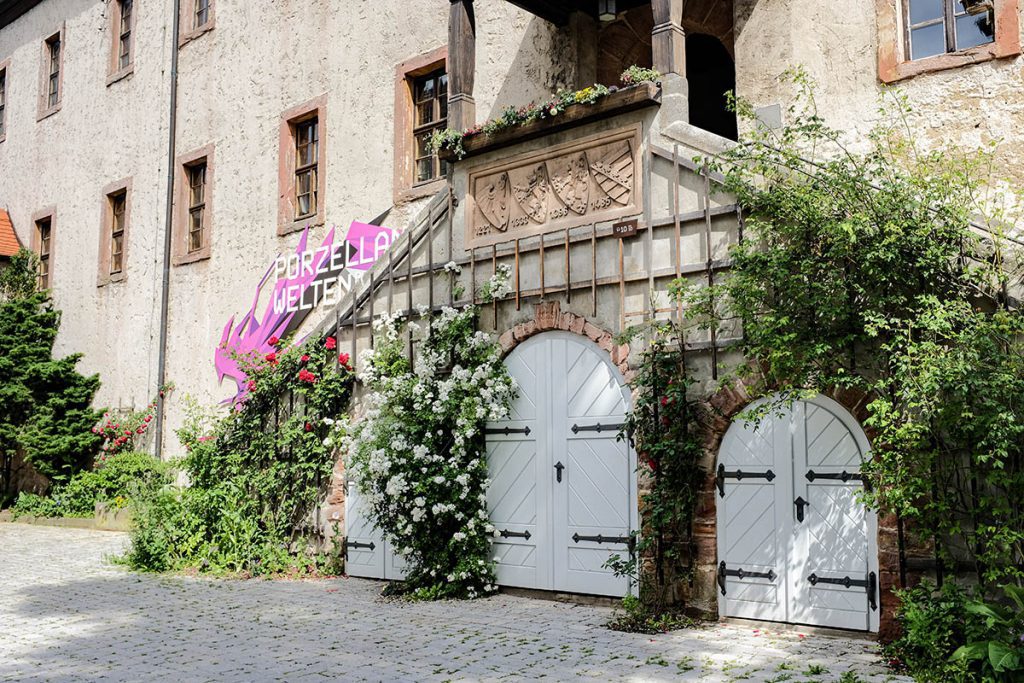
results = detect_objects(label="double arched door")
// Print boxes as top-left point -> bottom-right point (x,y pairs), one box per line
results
716,396 -> 880,631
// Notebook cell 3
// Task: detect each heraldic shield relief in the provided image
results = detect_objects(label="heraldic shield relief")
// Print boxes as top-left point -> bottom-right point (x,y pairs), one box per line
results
466,124 -> 642,248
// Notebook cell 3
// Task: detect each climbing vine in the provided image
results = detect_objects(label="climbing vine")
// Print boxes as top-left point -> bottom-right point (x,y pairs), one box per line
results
345,304 -> 517,599
607,320 -> 704,632
682,70 -> 1024,590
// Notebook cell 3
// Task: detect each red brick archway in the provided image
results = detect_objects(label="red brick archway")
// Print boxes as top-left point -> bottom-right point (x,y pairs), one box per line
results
497,301 -> 632,378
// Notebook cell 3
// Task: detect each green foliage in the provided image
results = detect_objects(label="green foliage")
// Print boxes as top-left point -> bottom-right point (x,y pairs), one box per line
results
884,581 -> 1024,682
95,386 -> 170,457
0,248 -> 102,503
12,451 -> 169,518
607,593 -> 698,634
619,65 -> 661,87
123,334 -> 354,576
346,305 -> 517,599
606,319 -> 704,626
682,69 -> 1024,587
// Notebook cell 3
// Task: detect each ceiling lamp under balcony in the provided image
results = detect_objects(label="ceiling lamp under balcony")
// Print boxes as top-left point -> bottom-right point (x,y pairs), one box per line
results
598,0 -> 617,23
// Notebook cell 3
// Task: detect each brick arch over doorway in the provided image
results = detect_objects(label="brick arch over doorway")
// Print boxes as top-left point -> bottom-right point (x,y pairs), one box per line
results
693,379 -> 908,640
496,301 -> 632,376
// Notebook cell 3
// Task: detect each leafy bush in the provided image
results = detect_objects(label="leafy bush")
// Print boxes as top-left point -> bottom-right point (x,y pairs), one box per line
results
94,387 -> 170,458
885,582 -> 1024,682
123,333 -> 353,575
11,451 -> 169,518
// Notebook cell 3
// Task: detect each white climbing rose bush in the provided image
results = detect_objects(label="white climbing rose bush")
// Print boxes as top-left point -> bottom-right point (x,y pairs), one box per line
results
345,305 -> 518,599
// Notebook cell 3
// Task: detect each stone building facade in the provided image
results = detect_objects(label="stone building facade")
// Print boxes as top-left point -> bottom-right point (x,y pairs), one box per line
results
1,0 -> 1022,638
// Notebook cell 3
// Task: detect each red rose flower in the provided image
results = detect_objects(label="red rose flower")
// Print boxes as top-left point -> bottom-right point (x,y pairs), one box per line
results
269,335 -> 280,346
304,422 -> 313,432
265,352 -> 278,364
298,369 -> 316,384
338,353 -> 350,367
247,380 -> 257,391
301,354 -> 310,363
325,337 -> 337,350
660,396 -> 670,407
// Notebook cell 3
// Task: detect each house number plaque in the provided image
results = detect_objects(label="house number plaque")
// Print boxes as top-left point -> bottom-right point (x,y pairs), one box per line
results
466,124 -> 643,249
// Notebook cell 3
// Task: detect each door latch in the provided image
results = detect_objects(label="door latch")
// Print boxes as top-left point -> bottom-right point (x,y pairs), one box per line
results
554,461 -> 564,483
794,496 -> 807,523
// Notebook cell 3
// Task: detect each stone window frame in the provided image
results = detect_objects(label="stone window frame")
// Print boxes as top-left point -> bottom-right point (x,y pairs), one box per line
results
173,144 -> 214,265
37,25 -> 64,121
877,0 -> 1021,82
31,206 -> 56,290
97,178 -> 132,286
278,94 -> 326,236
0,57 -> 10,144
393,46 -> 448,204
107,0 -> 135,86
179,0 -> 215,48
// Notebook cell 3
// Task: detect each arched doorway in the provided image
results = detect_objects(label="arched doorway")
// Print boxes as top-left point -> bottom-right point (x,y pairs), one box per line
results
487,331 -> 637,597
716,395 -> 880,631
686,33 -> 738,141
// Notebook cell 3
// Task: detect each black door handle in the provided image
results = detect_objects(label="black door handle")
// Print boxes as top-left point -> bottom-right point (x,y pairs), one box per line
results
554,461 -> 564,483
795,496 -> 807,523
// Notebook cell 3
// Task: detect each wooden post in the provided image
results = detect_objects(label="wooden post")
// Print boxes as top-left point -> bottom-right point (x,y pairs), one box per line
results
448,0 -> 476,131
651,0 -> 685,76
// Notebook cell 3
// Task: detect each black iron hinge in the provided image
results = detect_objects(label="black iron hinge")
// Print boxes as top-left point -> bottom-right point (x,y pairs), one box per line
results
716,463 -> 776,497
572,532 -> 635,552
485,425 -> 531,436
808,571 -> 878,611
571,422 -> 626,434
342,539 -> 376,560
498,528 -> 531,540
718,561 -> 777,595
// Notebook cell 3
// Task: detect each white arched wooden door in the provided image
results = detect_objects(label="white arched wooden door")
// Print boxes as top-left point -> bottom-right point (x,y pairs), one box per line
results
716,395 -> 880,631
487,332 -> 637,597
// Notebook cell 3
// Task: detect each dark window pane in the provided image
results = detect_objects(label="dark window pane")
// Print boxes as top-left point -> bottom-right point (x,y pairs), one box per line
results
415,132 -> 433,158
909,0 -> 944,24
955,12 -> 995,49
416,158 -> 433,183
910,23 -> 946,59
416,100 -> 434,126
415,77 -> 435,102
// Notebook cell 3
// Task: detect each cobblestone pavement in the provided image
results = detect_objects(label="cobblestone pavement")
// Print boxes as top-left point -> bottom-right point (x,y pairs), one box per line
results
0,523 -> 909,683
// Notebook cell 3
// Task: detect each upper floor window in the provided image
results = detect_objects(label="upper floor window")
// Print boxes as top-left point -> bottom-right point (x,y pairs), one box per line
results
907,0 -> 994,60
294,117 -> 319,219
195,0 -> 211,28
109,191 -> 127,274
45,34 -> 60,109
278,95 -> 326,235
174,145 -> 214,264
118,0 -> 133,70
0,66 -> 7,140
188,161 -> 208,253
36,217 -> 52,290
412,69 -> 448,185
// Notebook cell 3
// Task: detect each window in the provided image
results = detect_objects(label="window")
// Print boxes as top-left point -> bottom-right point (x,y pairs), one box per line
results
907,0 -> 994,60
878,0 -> 1020,82
109,192 -> 126,274
393,47 -> 447,202
118,0 -> 133,70
187,162 -> 207,253
294,118 -> 318,219
195,0 -> 211,28
174,145 -> 213,265
0,65 -> 7,141
45,34 -> 60,109
412,69 -> 448,184
36,217 -> 52,290
278,95 -> 326,235
179,0 -> 214,46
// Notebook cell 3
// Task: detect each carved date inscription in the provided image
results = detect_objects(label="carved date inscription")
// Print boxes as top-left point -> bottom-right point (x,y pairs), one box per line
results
467,125 -> 642,248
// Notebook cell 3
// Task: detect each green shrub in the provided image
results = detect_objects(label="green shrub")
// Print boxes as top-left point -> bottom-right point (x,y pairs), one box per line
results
12,451 -> 169,518
885,581 -> 1024,682
124,333 -> 354,576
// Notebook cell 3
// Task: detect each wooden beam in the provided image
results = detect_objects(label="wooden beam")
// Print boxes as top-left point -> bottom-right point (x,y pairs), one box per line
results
651,0 -> 686,76
448,0 -> 477,130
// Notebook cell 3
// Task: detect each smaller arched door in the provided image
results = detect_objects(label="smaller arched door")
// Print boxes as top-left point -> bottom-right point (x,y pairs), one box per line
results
486,332 -> 638,597
716,396 -> 880,631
